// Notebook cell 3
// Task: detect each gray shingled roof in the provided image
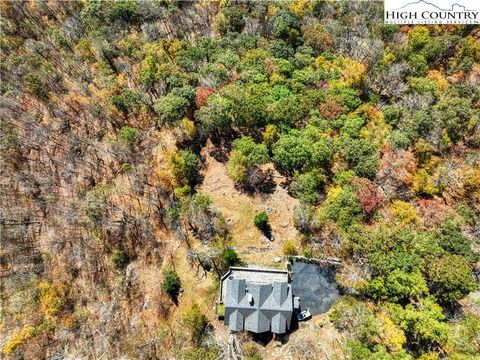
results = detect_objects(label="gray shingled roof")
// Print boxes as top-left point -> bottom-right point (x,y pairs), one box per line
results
224,278 -> 293,334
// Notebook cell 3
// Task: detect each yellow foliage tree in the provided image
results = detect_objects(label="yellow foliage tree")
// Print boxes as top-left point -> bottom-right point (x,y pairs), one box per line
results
335,56 -> 366,88
413,169 -> 439,196
376,312 -> 407,353
290,0 -> 313,17
356,103 -> 390,147
390,200 -> 419,226
427,70 -> 449,92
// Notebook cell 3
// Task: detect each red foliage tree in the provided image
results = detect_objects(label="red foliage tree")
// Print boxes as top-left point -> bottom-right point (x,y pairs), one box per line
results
352,177 -> 383,220
195,87 -> 215,109
318,97 -> 346,120
415,198 -> 453,229
376,147 -> 417,200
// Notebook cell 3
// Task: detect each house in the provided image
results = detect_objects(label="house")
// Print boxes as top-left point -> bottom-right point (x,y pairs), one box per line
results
219,267 -> 294,334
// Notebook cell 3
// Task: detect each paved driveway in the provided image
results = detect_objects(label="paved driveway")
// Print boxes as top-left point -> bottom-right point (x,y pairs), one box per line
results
291,261 -> 340,316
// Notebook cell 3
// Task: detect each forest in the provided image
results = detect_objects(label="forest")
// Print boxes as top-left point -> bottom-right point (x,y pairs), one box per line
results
0,1 -> 479,359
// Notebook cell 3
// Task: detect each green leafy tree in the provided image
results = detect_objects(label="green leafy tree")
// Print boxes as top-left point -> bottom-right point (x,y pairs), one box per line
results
231,137 -> 269,165
217,7 -> 245,34
436,218 -> 477,262
324,186 -> 362,229
155,94 -> 190,126
399,297 -> 449,349
254,211 -> 270,236
427,254 -> 477,304
170,85 -> 196,108
272,134 -> 312,172
340,137 -> 379,179
433,97 -> 473,143
330,296 -> 379,345
311,139 -> 333,168
290,170 -> 325,204
107,0 -> 140,24
408,26 -> 431,50
112,91 -> 143,116
233,83 -> 273,128
271,10 -> 301,45
139,55 -> 161,91
227,137 -> 269,183
195,94 -> 233,138
383,106 -> 402,127
169,150 -> 199,187
368,269 -> 428,303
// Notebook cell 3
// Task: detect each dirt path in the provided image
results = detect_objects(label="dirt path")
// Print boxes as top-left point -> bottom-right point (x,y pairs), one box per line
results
199,146 -> 300,266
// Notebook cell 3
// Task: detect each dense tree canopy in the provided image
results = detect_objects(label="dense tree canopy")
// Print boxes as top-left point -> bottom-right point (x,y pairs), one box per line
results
1,1 -> 479,359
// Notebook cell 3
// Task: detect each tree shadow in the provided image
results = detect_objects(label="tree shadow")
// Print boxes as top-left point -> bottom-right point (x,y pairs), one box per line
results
260,224 -> 273,240
169,292 -> 180,306
236,166 -> 276,195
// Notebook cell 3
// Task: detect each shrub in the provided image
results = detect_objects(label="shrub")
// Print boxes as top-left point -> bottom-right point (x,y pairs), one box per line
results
25,74 -> 48,100
161,269 -> 181,297
222,248 -> 240,266
282,239 -> 298,255
2,325 -> 36,355
181,303 -> 209,345
82,184 -> 111,221
38,281 -> 67,317
0,123 -> 19,150
253,211 -> 269,233
118,126 -> 139,147
111,250 -> 129,269
302,247 -> 312,258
